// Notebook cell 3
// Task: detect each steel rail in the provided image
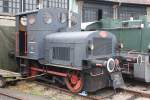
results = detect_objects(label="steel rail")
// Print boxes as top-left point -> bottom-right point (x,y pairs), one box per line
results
0,92 -> 23,100
119,88 -> 150,98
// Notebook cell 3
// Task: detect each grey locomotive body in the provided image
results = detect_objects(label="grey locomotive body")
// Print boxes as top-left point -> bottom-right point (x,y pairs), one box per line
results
15,8 -> 124,93
45,31 -> 117,68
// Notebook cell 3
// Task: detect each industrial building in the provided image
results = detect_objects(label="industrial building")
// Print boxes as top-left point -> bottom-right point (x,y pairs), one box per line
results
0,0 -> 150,22
83,0 -> 150,22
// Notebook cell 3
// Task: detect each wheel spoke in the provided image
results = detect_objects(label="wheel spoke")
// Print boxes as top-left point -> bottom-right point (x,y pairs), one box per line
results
73,79 -> 82,90
65,71 -> 84,93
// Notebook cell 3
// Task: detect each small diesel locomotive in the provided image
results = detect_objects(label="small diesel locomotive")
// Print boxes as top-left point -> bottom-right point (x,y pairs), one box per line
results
84,16 -> 150,83
15,8 -> 124,93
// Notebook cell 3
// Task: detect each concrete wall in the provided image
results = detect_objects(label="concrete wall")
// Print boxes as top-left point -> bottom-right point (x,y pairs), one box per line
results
0,16 -> 15,26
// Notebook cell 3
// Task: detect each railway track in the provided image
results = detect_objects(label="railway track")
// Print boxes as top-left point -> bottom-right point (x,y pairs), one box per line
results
4,78 -> 150,100
34,81 -> 100,100
34,80 -> 150,100
119,88 -> 150,98
118,80 -> 150,99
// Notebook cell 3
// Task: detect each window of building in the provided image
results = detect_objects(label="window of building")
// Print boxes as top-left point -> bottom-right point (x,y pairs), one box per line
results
0,0 -> 68,15
98,9 -> 103,20
20,0 -> 36,12
47,0 -> 68,9
24,0 -> 36,12
12,0 -> 20,14
83,3 -> 113,22
83,8 -> 98,22
3,0 -> 9,13
118,6 -> 147,20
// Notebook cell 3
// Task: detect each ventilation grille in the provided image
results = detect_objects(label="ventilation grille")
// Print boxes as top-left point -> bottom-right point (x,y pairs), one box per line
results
52,47 -> 70,61
93,38 -> 112,56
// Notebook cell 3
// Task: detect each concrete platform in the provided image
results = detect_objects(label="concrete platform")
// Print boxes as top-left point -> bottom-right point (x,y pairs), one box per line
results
0,69 -> 20,78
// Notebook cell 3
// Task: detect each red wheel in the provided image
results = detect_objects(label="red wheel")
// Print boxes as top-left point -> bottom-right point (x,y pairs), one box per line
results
65,71 -> 84,93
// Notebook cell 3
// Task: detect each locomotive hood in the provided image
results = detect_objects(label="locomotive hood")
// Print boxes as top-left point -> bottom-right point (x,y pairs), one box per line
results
45,31 -> 117,44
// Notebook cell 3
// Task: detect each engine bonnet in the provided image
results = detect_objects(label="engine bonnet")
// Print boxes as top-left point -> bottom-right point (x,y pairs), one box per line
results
45,31 -> 116,43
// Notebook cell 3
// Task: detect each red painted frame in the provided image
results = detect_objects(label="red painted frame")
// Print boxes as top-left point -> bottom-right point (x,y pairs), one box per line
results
16,32 -> 19,55
31,67 -> 67,77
